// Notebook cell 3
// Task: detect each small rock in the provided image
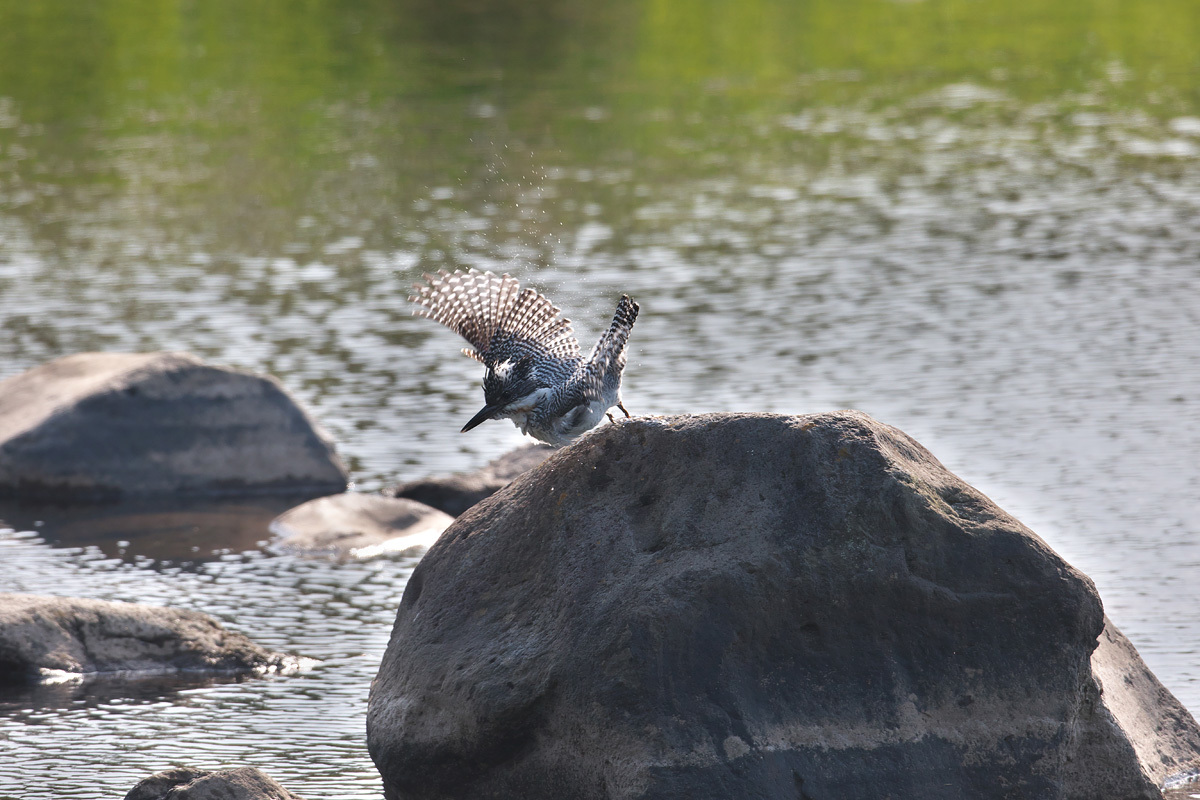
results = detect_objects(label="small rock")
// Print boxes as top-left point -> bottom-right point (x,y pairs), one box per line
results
0,593 -> 290,683
0,352 -> 348,501
125,766 -> 304,800
388,444 -> 553,516
270,493 -> 453,560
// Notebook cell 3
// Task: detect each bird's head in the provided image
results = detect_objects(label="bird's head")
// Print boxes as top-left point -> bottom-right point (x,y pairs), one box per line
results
462,357 -> 544,433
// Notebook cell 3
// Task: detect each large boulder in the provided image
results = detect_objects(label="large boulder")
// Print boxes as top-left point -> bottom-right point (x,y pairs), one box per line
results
125,767 -> 304,800
367,412 -> 1200,800
387,444 -> 553,516
0,352 -> 348,501
0,593 -> 291,682
269,493 -> 453,560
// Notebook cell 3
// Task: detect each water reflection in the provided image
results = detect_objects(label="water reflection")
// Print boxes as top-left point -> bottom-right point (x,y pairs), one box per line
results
0,496 -> 311,562
0,671 -> 257,714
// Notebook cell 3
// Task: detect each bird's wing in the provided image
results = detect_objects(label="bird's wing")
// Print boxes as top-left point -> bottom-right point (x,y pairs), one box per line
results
582,294 -> 639,402
410,270 -> 581,366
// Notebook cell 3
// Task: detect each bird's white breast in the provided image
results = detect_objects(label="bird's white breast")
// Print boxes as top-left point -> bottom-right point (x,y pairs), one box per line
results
501,388 -> 552,437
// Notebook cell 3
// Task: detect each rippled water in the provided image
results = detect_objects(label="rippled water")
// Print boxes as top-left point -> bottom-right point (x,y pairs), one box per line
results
2,0 -> 1200,796
0,523 -> 412,799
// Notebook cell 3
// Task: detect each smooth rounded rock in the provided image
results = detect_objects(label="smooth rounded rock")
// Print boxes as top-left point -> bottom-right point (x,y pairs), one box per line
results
367,411 -> 1200,800
0,593 -> 290,682
387,443 -> 553,516
0,352 -> 348,501
124,766 -> 304,800
269,493 -> 454,560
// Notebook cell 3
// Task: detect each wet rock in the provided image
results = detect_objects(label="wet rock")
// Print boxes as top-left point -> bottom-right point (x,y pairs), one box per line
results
269,493 -> 453,560
387,443 -> 553,516
367,411 -> 1200,800
0,351 -> 348,501
124,766 -> 304,800
0,593 -> 290,683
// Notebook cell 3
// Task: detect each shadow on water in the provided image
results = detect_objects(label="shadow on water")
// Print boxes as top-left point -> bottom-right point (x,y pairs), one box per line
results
396,0 -> 616,76
0,495 -> 310,562
0,670 -> 258,713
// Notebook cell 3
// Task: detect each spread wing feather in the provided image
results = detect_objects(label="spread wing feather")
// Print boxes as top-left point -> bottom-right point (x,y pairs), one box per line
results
582,294 -> 639,402
410,269 -> 581,367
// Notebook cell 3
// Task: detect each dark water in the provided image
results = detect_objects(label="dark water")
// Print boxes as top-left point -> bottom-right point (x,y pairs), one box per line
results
2,0 -> 1200,796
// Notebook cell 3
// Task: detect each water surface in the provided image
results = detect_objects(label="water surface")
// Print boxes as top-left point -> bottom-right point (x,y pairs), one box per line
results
1,0 -> 1199,796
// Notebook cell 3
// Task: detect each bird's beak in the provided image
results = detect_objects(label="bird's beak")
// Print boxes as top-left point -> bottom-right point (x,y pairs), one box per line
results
461,404 -> 502,433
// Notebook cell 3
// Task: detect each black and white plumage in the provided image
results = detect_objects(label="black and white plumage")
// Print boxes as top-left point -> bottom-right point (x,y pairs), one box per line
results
410,269 -> 639,446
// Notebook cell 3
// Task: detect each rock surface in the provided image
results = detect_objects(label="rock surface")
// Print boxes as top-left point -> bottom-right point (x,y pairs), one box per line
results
367,411 -> 1200,800
270,493 -> 453,559
387,443 -> 553,516
1081,618 -> 1200,791
0,593 -> 289,682
124,766 -> 304,800
0,352 -> 348,501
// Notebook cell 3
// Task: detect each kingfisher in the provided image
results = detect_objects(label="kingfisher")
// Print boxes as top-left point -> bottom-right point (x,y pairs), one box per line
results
409,269 -> 639,446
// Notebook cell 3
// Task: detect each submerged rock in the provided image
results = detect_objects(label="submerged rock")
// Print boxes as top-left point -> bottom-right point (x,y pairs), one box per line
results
387,443 -> 553,516
0,593 -> 290,682
0,352 -> 348,501
124,766 -> 304,800
269,493 -> 453,560
367,411 -> 1200,800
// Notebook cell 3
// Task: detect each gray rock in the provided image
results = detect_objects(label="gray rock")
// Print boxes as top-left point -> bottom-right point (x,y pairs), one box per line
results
367,411 -> 1200,800
388,444 -> 554,516
0,593 -> 290,683
124,766 -> 304,800
269,493 -> 453,559
0,352 -> 348,501
1075,618 -> 1200,792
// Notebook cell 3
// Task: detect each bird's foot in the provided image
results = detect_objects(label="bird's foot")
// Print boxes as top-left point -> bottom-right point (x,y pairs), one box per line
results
617,401 -> 631,418
606,412 -> 616,423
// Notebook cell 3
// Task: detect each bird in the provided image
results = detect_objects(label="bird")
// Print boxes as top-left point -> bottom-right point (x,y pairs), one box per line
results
409,269 -> 639,446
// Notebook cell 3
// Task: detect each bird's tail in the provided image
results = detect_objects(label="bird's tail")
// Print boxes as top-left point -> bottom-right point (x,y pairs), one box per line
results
587,295 -> 639,377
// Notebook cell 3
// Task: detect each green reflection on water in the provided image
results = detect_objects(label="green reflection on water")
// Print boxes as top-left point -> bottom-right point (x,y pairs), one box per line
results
2,0 -> 1197,164
0,0 -> 1197,361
